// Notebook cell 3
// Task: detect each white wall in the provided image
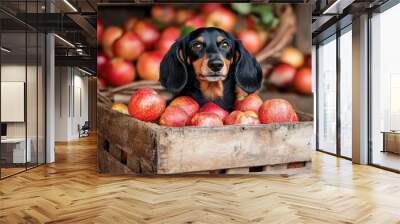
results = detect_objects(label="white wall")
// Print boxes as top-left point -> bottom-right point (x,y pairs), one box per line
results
54,67 -> 89,141
1,65 -> 26,138
1,64 -> 46,164
55,66 -> 70,141
1,65 -> 41,138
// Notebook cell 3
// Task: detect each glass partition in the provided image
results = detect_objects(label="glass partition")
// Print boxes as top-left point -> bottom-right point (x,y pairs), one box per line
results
0,1 -> 46,179
1,30 -> 28,177
317,35 -> 337,154
370,3 -> 400,171
339,27 -> 352,158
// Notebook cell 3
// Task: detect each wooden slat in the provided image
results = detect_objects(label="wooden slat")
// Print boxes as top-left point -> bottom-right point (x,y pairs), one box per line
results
157,123 -> 313,174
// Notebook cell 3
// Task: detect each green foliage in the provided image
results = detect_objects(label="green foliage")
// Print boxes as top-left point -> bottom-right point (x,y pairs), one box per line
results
231,3 -> 279,30
152,19 -> 166,30
181,26 -> 194,37
231,3 -> 252,15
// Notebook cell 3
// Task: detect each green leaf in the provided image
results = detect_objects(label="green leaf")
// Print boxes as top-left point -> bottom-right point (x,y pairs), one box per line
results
181,26 -> 194,37
270,18 -> 279,29
152,19 -> 166,30
261,12 -> 274,25
255,19 -> 265,31
231,3 -> 252,15
251,4 -> 272,16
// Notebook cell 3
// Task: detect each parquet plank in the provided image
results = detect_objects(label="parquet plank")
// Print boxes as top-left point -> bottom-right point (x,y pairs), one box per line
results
0,135 -> 400,223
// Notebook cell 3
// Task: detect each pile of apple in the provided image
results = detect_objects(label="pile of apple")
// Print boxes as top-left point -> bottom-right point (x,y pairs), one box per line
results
111,88 -> 298,127
97,16 -> 168,88
268,47 -> 312,95
97,4 -> 279,89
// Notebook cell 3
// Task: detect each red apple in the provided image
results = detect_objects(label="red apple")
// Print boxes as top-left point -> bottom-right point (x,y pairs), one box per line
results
123,17 -> 138,31
269,63 -> 296,88
128,88 -> 166,122
234,93 -> 263,112
133,20 -> 160,49
111,103 -> 129,115
156,27 -> 181,54
97,52 -> 108,78
175,9 -> 195,24
156,38 -> 175,55
206,7 -> 236,32
191,112 -> 223,127
98,78 -> 106,90
246,15 -> 257,29
137,51 -> 164,81
97,18 -> 103,43
225,111 -> 260,125
199,102 -> 228,120
280,47 -> 304,68
151,5 -> 176,24
159,106 -> 189,127
293,67 -> 312,95
201,3 -> 223,15
160,27 -> 181,40
237,29 -> 263,54
113,31 -> 145,61
101,26 -> 123,57
185,16 -> 205,29
236,111 -> 260,125
258,99 -> 299,124
224,111 -> 241,125
104,58 -> 135,86
169,96 -> 200,118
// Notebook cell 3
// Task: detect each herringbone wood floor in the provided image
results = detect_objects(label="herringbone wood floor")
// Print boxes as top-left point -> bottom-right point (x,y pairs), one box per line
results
1,135 -> 400,224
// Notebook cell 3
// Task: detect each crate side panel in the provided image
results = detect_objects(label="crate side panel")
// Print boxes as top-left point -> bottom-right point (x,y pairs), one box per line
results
157,122 -> 313,174
97,104 -> 158,174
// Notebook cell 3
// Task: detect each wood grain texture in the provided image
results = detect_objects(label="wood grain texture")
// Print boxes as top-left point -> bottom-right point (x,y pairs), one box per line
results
97,104 -> 313,174
157,123 -> 313,174
1,135 -> 400,224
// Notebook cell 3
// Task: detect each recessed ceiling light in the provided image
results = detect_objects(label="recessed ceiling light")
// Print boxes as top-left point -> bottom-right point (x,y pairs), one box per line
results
323,0 -> 354,15
54,34 -> 75,48
63,0 -> 78,12
1,47 -> 11,53
77,67 -> 93,76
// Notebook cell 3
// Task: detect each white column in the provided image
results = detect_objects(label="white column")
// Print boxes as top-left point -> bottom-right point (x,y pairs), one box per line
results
352,14 -> 369,164
45,1 -> 55,163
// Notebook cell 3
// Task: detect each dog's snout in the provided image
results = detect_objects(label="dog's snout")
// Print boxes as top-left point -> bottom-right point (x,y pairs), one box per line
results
208,59 -> 224,72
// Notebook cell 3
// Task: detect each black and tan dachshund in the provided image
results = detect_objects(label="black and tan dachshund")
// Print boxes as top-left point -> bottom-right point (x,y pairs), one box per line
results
159,27 -> 262,111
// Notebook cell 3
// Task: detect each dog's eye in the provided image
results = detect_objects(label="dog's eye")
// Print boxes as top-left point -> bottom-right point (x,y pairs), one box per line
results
220,41 -> 230,50
191,43 -> 203,51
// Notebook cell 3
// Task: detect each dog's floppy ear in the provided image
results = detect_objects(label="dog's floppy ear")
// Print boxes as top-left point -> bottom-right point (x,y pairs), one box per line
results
159,37 -> 188,94
233,39 -> 262,93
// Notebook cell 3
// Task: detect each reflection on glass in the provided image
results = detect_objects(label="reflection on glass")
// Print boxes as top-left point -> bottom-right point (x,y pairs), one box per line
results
317,37 -> 337,154
371,3 -> 400,171
38,33 -> 46,165
340,29 -> 352,158
0,1 -> 46,179
27,31 -> 38,169
1,32 -> 27,177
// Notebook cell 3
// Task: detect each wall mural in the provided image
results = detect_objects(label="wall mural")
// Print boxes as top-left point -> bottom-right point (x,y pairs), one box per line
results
97,3 -> 313,175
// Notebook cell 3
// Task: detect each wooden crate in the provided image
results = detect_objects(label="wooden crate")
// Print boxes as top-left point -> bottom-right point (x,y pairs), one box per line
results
97,103 -> 313,175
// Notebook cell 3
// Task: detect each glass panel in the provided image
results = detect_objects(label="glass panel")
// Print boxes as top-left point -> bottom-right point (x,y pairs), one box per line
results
339,28 -> 352,158
1,31 -> 27,177
27,30 -> 38,169
38,32 -> 45,165
371,4 -> 400,171
317,36 -> 337,154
